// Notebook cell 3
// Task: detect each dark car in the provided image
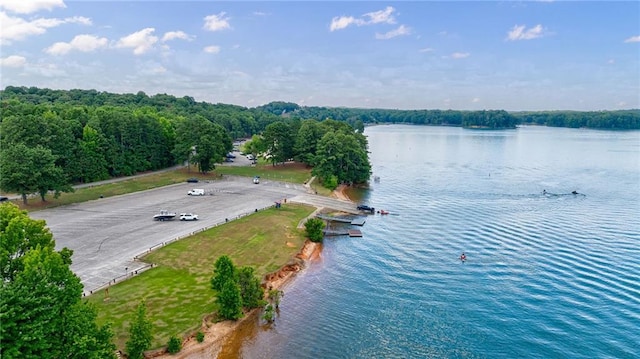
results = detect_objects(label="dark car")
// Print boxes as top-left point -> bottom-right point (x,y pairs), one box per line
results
224,158 -> 234,163
357,205 -> 375,212
186,177 -> 199,183
226,153 -> 236,158
0,196 -> 9,202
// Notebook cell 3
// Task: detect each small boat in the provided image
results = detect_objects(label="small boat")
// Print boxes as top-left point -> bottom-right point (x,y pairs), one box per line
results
153,210 -> 176,221
378,210 -> 390,215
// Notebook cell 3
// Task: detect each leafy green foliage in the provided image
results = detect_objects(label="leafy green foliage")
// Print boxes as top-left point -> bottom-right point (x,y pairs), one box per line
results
0,243 -> 115,359
210,255 -> 237,292
0,143 -> 71,204
173,116 -> 232,173
237,266 -> 264,309
313,130 -> 371,186
0,203 -> 56,281
217,280 -> 243,320
126,301 -> 153,359
262,304 -> 275,323
268,289 -> 284,308
196,331 -> 205,343
304,218 -> 325,243
166,336 -> 182,354
263,121 -> 295,165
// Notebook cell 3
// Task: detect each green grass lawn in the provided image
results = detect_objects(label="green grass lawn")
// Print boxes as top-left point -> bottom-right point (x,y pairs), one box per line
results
86,203 -> 315,351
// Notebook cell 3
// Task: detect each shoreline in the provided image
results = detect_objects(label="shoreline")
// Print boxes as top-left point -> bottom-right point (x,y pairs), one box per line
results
151,184 -> 351,359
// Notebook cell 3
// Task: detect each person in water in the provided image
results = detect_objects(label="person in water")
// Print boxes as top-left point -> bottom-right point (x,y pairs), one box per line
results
572,190 -> 578,195
543,189 -> 547,195
460,253 -> 467,261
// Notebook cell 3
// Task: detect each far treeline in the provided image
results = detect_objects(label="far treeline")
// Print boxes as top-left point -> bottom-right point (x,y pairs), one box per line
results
257,101 -> 640,130
0,86 -> 370,203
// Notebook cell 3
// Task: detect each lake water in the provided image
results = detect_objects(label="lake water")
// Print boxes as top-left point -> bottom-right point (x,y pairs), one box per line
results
220,125 -> 640,359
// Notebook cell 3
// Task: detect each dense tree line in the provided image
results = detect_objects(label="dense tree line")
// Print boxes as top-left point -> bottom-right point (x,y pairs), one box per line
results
512,110 -> 640,129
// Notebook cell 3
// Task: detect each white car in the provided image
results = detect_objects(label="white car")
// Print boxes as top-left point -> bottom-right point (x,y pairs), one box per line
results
179,213 -> 199,221
188,189 -> 205,196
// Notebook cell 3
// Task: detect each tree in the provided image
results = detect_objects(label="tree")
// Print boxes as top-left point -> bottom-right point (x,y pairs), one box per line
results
0,244 -> 115,359
217,280 -> 243,320
312,131 -> 371,187
0,203 -> 56,281
237,266 -> 264,309
210,255 -> 237,292
294,120 -> 322,166
173,116 -> 232,173
304,218 -> 325,243
126,301 -> 153,359
263,121 -> 295,165
0,143 -> 72,204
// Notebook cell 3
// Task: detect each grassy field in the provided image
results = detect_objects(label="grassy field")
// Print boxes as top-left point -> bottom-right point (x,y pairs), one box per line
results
86,203 -> 315,351
15,162 -> 333,211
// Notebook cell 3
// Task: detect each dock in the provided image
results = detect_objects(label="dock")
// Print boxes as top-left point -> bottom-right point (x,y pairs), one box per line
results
316,214 -> 366,226
323,229 -> 363,237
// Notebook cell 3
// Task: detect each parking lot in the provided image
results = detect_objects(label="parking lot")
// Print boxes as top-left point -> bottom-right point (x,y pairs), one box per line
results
30,176 -> 357,294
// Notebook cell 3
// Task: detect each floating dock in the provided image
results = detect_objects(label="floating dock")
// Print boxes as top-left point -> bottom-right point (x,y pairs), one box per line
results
316,214 -> 366,226
323,229 -> 363,237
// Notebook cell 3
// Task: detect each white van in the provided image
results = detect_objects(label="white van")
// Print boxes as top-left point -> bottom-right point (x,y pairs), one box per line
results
188,189 -> 205,196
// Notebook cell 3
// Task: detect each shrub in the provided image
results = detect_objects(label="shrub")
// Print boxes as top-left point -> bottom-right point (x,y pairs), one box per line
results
196,331 -> 205,343
167,336 -> 182,354
304,217 -> 325,243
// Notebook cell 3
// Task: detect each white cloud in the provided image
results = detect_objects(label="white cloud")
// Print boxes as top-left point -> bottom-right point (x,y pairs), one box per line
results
45,34 -> 108,55
0,0 -> 65,14
472,97 -> 480,103
0,11 -> 91,44
203,12 -> 230,31
607,59 -> 615,64
0,54 -> 26,67
506,24 -> 545,41
330,6 -> 398,32
624,35 -> 640,43
375,25 -> 411,40
450,52 -> 470,59
419,47 -> 434,53
330,16 -> 364,31
116,28 -> 158,55
204,45 -> 220,54
162,31 -> 193,42
363,6 -> 396,25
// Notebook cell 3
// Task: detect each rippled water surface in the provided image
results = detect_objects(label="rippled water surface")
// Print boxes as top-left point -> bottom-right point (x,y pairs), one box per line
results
222,125 -> 640,359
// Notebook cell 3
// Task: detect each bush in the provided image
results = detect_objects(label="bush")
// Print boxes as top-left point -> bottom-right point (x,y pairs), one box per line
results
196,331 -> 205,343
304,217 -> 325,243
323,175 -> 338,190
167,336 -> 182,354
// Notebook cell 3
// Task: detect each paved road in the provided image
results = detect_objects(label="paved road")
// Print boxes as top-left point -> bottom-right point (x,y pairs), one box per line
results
30,175 -> 359,295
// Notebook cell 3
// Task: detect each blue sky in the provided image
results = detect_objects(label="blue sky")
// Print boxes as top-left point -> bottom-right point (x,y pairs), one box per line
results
1,1 -> 638,111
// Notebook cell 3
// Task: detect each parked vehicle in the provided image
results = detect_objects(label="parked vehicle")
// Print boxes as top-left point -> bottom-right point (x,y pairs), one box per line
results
179,213 -> 199,221
357,204 -> 375,213
253,176 -> 260,184
188,189 -> 205,196
0,196 -> 9,202
186,177 -> 199,183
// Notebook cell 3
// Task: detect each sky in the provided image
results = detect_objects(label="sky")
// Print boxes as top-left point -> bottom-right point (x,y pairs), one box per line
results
1,1 -> 638,111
